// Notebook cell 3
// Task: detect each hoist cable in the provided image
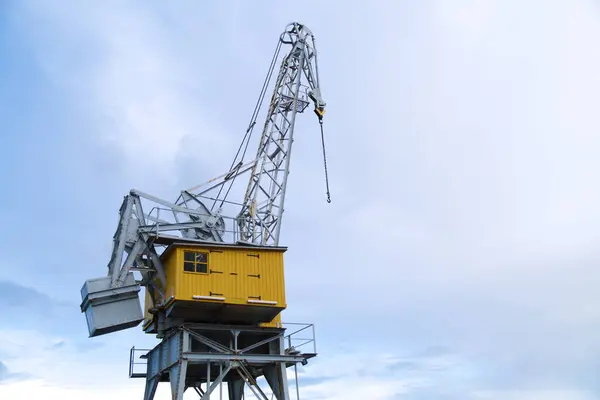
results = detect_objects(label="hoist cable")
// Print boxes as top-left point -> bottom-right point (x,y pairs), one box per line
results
319,120 -> 331,203
211,40 -> 283,211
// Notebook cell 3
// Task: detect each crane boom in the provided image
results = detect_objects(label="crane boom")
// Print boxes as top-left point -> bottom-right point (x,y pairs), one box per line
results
236,22 -> 325,245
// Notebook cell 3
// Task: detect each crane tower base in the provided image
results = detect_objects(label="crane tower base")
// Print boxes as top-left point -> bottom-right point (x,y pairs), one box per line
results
80,272 -> 144,337
129,322 -> 317,400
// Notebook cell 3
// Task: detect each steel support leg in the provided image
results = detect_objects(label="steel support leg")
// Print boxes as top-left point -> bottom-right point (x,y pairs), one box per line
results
169,360 -> 189,400
143,377 -> 159,400
228,378 -> 244,400
168,331 -> 191,400
264,336 -> 291,400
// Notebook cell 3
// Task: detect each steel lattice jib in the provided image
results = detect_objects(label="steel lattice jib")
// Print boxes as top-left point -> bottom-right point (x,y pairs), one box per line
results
142,243 -> 287,334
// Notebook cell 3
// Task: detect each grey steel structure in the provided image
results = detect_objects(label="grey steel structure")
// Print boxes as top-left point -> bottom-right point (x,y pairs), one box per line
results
79,22 -> 328,400
129,323 -> 317,400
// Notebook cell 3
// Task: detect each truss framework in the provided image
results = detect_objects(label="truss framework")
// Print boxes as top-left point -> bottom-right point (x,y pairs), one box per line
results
101,22 -> 326,315
236,22 -> 325,247
80,23 -> 325,400
105,189 -> 230,312
130,323 -> 317,400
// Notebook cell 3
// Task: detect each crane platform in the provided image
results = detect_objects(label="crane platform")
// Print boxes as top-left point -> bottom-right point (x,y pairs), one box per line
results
128,322 -> 317,399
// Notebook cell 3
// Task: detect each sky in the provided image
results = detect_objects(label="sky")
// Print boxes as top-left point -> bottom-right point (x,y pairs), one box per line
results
1,0 -> 600,399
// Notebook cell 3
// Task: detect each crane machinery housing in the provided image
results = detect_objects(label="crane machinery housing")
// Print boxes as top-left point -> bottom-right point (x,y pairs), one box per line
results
79,22 -> 329,400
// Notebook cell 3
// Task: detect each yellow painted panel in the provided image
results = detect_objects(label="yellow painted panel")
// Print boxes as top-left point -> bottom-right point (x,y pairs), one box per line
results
258,251 -> 286,305
260,313 -> 282,328
164,247 -> 178,300
143,288 -> 152,323
244,252 -> 261,301
175,247 -> 211,299
142,250 -> 178,327
169,245 -> 286,308
209,250 -> 227,297
141,243 -> 288,332
228,248 -> 248,301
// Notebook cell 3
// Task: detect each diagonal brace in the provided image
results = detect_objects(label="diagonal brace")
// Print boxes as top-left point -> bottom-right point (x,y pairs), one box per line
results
238,333 -> 284,354
183,328 -> 233,354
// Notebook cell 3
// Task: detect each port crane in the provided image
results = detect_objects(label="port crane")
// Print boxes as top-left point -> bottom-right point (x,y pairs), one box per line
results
80,22 -> 328,400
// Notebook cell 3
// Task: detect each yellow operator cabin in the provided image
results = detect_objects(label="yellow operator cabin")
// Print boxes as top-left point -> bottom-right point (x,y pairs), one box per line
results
142,242 -> 286,333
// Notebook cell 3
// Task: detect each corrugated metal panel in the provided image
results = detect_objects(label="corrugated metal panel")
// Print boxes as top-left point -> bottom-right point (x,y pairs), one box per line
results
164,248 -> 178,299
260,313 -> 282,328
175,246 -> 210,299
258,251 -> 286,306
143,288 -> 152,324
143,252 -> 179,327
171,245 -> 286,308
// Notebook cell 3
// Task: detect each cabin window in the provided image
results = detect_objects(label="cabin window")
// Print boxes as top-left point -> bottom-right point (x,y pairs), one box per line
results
183,251 -> 208,274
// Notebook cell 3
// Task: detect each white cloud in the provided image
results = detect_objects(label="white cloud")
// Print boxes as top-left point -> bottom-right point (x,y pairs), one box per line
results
0,327 -> 178,398
0,342 -> 442,400
14,0 -> 235,188
472,389 -> 598,400
0,329 -> 121,385
335,0 -> 600,280
5,0 -> 600,398
0,380 -> 143,400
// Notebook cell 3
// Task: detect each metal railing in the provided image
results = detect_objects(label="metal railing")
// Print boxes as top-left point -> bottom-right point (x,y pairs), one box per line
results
144,204 -> 274,246
128,322 -> 316,378
282,322 -> 317,356
129,346 -> 151,378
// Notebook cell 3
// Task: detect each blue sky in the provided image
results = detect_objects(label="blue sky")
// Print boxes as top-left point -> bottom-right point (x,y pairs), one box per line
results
2,0 -> 600,399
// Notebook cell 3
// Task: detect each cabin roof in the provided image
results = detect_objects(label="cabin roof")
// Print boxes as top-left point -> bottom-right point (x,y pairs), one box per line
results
158,239 -> 288,260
